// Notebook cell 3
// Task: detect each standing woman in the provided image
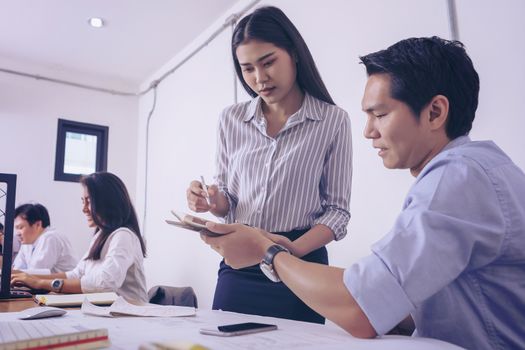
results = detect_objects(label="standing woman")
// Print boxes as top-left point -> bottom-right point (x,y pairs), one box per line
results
12,172 -> 148,303
187,6 -> 352,323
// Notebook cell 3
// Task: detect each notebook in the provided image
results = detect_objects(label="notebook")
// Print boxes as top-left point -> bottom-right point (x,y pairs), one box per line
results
0,320 -> 109,350
34,292 -> 118,307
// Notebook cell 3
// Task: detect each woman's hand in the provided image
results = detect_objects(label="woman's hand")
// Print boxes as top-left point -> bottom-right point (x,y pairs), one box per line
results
186,180 -> 216,213
186,180 -> 230,217
260,232 -> 296,255
11,272 -> 48,290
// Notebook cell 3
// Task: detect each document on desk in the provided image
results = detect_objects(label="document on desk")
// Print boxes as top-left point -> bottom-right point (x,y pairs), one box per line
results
81,296 -> 196,317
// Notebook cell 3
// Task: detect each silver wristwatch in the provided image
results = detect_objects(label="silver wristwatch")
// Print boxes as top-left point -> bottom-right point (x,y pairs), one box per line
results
50,279 -> 64,293
260,244 -> 290,282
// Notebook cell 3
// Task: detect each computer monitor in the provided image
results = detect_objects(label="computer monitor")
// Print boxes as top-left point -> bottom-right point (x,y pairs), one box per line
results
0,173 -> 31,299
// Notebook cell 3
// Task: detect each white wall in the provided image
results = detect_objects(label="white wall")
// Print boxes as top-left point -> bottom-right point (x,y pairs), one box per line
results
136,7 -> 238,308
2,0 -> 521,310
0,73 -> 139,259
137,0 -> 456,309
456,0 -> 525,167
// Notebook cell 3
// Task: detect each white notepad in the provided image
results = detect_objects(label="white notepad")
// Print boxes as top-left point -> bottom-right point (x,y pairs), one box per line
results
34,292 -> 118,307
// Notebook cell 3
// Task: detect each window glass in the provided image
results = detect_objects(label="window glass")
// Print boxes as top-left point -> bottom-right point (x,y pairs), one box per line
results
63,132 -> 98,175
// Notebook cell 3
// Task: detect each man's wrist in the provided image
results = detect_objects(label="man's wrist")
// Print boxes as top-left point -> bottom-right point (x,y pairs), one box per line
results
259,240 -> 274,260
50,279 -> 64,292
260,244 -> 290,283
41,279 -> 51,290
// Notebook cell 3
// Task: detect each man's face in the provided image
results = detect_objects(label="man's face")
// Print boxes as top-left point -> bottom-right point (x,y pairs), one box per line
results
361,74 -> 435,176
14,216 -> 42,244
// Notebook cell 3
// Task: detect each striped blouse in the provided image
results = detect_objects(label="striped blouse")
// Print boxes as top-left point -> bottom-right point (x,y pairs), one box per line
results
214,93 -> 352,240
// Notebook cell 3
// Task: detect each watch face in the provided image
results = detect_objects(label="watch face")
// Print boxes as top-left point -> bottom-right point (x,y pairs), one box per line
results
51,279 -> 63,291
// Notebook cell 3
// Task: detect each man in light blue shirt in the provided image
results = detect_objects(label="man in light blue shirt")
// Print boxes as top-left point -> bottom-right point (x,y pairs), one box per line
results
200,36 -> 525,350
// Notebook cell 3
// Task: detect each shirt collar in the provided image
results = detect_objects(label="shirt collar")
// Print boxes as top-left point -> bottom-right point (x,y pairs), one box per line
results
416,135 -> 472,180
442,135 -> 471,152
242,93 -> 325,122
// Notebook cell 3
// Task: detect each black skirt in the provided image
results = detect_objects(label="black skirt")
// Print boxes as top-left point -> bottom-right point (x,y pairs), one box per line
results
212,228 -> 328,324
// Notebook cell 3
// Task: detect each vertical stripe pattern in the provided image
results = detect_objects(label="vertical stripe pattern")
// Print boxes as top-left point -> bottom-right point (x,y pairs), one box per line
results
215,93 -> 352,240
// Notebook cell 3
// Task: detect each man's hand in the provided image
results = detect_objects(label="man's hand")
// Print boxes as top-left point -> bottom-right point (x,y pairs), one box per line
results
201,222 -> 274,268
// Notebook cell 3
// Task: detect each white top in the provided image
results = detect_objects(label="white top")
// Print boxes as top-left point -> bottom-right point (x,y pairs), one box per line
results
13,227 -> 77,274
66,227 -> 148,303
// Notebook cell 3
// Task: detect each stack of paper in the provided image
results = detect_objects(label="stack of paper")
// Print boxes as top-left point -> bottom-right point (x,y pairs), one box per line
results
81,296 -> 196,317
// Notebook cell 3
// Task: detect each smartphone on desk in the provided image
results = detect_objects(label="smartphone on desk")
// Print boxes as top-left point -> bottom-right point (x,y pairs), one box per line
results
199,322 -> 278,337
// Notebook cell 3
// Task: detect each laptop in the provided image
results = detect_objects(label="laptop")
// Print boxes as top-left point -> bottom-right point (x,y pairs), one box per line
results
0,173 -> 33,299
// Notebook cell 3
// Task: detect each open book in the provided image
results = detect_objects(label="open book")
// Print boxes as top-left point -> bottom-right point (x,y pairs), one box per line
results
81,296 -> 196,317
165,210 -> 221,237
0,320 -> 109,350
34,292 -> 118,307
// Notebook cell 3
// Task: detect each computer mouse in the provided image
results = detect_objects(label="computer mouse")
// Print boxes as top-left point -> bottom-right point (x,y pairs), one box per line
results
18,306 -> 67,320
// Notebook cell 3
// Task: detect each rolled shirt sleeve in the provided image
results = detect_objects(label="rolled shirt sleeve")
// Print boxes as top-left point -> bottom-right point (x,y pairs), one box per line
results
344,156 -> 506,335
313,115 -> 352,240
344,254 -> 414,335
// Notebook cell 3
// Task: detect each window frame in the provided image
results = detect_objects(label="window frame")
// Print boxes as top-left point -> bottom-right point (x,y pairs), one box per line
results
54,118 -> 108,182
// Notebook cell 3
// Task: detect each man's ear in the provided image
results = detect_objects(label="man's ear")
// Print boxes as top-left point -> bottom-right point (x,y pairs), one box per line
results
426,95 -> 449,130
32,220 -> 43,230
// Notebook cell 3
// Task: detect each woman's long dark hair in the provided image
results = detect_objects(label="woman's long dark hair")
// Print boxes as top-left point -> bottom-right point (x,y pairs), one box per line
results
81,172 -> 146,260
232,6 -> 335,105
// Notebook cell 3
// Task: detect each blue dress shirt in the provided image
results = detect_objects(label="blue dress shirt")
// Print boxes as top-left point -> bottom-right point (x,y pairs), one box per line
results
344,136 -> 525,350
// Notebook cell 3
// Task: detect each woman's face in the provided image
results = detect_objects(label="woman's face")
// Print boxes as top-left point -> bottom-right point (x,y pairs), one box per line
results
236,40 -> 300,106
81,186 -> 97,228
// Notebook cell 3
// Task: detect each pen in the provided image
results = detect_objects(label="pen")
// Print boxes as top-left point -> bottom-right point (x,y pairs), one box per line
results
200,175 -> 211,206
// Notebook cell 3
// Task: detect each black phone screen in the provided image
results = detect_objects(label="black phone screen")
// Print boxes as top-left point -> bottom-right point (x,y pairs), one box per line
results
217,322 -> 275,333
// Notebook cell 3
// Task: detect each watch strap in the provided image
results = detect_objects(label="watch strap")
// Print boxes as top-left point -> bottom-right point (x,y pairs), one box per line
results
263,244 -> 290,265
260,244 -> 290,282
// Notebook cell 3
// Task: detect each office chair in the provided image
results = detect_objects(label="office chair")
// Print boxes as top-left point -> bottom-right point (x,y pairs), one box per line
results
148,285 -> 198,308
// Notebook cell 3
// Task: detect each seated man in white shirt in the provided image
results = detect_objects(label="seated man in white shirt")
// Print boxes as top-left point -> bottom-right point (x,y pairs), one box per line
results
13,203 -> 77,274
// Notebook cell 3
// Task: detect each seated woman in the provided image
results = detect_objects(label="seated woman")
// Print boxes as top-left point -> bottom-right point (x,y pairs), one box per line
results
11,172 -> 148,303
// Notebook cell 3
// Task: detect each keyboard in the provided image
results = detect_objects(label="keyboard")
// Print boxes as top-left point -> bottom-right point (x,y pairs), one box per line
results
0,276 -> 39,298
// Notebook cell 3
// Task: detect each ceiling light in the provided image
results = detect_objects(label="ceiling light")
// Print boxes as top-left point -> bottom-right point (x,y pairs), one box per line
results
88,17 -> 105,28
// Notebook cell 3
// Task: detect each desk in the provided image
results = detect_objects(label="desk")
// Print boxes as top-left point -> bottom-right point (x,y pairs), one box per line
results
0,297 -> 36,312
0,300 -> 463,350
